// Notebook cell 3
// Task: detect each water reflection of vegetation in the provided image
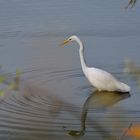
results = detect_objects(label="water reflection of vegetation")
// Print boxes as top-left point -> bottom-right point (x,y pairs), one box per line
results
0,66 -> 21,96
69,90 -> 130,139
123,59 -> 140,139
124,59 -> 140,87
123,123 -> 140,139
126,0 -> 137,8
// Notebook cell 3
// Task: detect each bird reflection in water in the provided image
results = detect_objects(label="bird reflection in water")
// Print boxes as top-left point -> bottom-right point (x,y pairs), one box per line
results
68,90 -> 130,139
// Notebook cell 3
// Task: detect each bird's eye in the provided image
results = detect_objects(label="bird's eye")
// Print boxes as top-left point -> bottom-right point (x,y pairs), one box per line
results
69,38 -> 72,41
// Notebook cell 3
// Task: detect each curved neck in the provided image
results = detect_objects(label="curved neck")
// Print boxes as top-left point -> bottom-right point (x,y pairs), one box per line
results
75,38 -> 87,72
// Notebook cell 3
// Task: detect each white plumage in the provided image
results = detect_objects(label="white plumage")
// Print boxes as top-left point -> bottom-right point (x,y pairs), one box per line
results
61,35 -> 130,92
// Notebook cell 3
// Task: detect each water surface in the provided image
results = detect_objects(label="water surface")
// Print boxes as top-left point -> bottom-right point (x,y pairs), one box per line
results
0,0 -> 140,139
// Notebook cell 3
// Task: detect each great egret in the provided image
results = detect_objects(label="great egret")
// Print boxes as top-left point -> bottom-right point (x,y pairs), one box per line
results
61,35 -> 130,92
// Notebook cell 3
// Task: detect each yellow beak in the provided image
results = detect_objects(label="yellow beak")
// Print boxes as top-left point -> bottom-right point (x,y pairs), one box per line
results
60,39 -> 70,47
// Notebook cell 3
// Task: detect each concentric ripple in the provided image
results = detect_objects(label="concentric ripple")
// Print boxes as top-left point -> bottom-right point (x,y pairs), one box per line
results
0,65 -> 139,140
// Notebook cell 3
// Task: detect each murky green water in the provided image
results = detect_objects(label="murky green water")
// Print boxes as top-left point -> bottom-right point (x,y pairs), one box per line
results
0,0 -> 140,140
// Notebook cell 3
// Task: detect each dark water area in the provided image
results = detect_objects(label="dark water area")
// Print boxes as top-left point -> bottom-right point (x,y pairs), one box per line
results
0,0 -> 140,139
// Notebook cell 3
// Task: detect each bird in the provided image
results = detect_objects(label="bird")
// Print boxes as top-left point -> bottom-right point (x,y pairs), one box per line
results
61,35 -> 130,92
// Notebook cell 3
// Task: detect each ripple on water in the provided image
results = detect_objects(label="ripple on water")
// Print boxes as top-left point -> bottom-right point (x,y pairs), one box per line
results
0,65 -> 139,140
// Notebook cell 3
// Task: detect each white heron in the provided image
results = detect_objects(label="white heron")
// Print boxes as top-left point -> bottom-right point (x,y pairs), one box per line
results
61,35 -> 130,92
